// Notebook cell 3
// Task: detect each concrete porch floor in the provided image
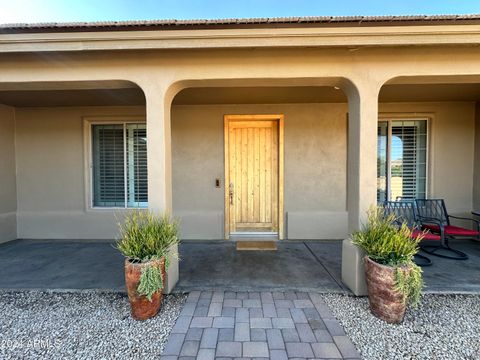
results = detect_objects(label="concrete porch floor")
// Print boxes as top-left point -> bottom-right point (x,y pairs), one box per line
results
0,239 -> 479,293
176,241 -> 346,292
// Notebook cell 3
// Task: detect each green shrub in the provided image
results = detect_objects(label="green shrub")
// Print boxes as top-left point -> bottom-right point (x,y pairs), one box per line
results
352,207 -> 424,306
117,211 -> 179,262
116,211 -> 179,300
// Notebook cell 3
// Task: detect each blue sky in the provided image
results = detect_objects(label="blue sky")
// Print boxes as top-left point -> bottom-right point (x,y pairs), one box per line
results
0,0 -> 479,24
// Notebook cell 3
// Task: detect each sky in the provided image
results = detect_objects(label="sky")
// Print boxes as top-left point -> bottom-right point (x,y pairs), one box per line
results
0,0 -> 479,24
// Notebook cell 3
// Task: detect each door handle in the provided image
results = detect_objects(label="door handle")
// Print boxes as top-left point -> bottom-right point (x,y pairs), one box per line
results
229,182 -> 234,205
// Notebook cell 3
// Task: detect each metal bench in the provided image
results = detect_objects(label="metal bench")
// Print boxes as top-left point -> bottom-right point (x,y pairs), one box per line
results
414,199 -> 478,260
383,200 -> 434,267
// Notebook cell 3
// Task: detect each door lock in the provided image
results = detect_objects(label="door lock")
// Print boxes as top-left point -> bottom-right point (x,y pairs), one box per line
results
229,182 -> 234,205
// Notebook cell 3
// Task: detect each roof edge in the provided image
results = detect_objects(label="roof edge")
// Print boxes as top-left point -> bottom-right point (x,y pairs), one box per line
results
1,14 -> 480,33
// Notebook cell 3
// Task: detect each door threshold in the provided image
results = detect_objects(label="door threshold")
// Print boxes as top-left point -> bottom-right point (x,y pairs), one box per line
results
236,240 -> 278,251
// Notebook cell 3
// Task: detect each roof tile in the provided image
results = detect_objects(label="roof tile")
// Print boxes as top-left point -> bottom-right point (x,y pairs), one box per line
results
0,14 -> 479,33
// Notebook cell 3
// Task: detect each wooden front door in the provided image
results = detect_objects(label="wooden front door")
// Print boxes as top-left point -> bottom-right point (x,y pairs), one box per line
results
224,115 -> 284,238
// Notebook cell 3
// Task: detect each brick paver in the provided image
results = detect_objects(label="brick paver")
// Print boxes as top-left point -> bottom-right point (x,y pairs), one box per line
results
161,291 -> 361,359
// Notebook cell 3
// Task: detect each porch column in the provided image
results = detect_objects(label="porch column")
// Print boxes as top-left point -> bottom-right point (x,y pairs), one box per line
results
143,83 -> 178,293
342,81 -> 380,295
347,82 -> 379,231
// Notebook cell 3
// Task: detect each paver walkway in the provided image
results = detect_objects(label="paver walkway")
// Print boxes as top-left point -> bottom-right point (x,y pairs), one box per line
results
161,291 -> 361,359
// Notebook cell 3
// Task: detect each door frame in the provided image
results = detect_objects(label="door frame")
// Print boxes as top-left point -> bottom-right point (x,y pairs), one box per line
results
224,114 -> 284,240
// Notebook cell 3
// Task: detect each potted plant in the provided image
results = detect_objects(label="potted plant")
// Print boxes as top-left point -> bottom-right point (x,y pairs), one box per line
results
352,207 -> 423,324
116,211 -> 179,321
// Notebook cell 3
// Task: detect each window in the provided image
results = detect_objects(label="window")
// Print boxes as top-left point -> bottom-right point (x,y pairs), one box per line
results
92,122 -> 147,208
377,119 -> 427,203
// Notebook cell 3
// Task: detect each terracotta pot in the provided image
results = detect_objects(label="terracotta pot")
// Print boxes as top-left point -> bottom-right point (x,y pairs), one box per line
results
364,256 -> 410,324
125,257 -> 166,321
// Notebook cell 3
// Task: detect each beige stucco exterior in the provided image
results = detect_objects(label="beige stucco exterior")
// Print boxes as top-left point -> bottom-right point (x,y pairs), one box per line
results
172,103 -> 348,240
474,102 -> 480,211
380,102 -> 476,215
1,101 -> 475,242
172,101 -> 477,239
0,104 -> 17,243
1,19 -> 480,292
14,106 -> 145,239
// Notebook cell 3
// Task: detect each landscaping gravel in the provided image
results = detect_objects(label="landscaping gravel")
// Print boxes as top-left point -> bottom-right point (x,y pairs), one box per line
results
0,291 -> 186,359
323,293 -> 480,360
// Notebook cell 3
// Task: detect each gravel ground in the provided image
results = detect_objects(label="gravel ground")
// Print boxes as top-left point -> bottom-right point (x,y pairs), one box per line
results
324,293 -> 480,360
0,291 -> 186,360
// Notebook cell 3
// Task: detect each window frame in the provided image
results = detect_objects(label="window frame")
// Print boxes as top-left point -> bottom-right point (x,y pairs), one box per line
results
377,114 -> 431,202
83,116 -> 147,211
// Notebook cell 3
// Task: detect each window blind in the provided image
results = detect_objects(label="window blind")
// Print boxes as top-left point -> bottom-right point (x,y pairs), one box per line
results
390,120 -> 427,200
126,124 -> 148,207
377,122 -> 388,203
377,120 -> 427,202
92,123 -> 147,208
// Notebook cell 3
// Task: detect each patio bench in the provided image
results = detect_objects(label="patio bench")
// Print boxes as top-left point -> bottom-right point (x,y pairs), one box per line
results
414,199 -> 480,260
383,200 -> 434,267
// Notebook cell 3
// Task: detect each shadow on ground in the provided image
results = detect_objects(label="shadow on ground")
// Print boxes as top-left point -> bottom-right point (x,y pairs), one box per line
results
176,241 -> 346,293
420,239 -> 480,293
0,239 -> 478,293
0,239 -> 124,291
177,239 -> 480,293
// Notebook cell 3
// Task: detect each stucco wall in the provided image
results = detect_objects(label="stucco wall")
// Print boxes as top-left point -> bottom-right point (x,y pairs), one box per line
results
0,105 -> 17,243
171,103 -> 349,240
172,102 -> 476,239
474,102 -> 480,212
379,102 -> 475,218
15,106 -> 145,239
6,101 -> 477,240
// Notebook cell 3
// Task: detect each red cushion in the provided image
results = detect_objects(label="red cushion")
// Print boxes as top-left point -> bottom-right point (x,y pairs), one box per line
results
423,224 -> 479,237
422,224 -> 441,233
411,229 -> 441,241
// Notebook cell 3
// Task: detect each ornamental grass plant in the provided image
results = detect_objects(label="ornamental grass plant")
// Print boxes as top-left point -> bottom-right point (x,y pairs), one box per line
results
117,211 -> 179,301
352,207 -> 424,307
117,211 -> 179,262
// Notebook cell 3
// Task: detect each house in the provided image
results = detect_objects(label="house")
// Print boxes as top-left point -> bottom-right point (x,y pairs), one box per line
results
0,15 -> 479,293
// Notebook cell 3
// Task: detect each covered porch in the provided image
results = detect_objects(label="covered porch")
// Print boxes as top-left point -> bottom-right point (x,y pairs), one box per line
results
0,76 -> 370,295
0,239 -> 478,293
0,74 -> 480,294
0,77 -> 368,295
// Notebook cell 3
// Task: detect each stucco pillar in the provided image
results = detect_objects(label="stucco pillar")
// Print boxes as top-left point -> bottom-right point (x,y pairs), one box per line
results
346,82 -> 379,231
342,81 -> 380,295
143,83 -> 178,293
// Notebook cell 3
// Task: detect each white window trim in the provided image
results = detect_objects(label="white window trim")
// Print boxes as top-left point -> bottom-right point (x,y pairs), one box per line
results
83,116 -> 146,211
378,113 -> 432,201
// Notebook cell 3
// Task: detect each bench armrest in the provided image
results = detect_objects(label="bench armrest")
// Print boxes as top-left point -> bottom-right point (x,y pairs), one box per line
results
448,215 -> 480,230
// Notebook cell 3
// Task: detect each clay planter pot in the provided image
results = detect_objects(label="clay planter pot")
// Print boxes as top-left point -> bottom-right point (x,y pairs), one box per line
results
125,257 -> 166,321
364,256 -> 411,324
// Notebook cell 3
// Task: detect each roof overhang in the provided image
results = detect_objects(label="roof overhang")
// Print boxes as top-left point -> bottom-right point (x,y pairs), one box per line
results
1,15 -> 480,53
